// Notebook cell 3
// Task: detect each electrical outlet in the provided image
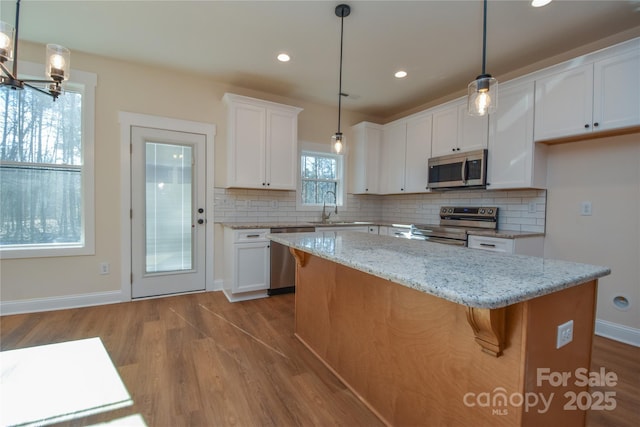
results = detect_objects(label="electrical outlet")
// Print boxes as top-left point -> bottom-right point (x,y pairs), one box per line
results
528,202 -> 536,214
556,320 -> 574,349
271,200 -> 278,209
580,201 -> 592,216
99,262 -> 110,275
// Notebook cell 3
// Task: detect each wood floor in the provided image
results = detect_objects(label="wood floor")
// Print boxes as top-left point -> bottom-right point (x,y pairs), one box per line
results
1,291 -> 638,426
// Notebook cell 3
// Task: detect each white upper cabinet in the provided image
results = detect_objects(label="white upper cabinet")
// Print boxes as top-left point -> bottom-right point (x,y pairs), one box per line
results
534,42 -> 640,141
404,114 -> 433,193
431,98 -> 488,157
379,113 -> 432,194
487,80 -> 546,190
534,64 -> 594,140
223,93 -> 302,190
380,122 -> 407,194
350,122 -> 383,194
593,49 -> 640,132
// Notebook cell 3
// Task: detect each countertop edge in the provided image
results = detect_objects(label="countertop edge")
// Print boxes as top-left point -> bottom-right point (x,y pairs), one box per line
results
268,232 -> 609,309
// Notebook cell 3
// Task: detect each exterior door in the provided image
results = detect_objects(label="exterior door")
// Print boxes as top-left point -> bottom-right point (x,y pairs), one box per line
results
131,126 -> 206,298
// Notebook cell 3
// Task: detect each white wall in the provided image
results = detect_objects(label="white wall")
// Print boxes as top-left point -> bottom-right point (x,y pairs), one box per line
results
544,133 -> 640,341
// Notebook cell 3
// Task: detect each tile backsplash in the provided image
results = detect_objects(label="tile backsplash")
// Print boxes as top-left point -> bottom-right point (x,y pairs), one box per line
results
214,188 -> 546,233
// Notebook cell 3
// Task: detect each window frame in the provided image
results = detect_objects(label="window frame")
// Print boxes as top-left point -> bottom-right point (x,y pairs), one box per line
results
0,61 -> 97,259
296,149 -> 345,211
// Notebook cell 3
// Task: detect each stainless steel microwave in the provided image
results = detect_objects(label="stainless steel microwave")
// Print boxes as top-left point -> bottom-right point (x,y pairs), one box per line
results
427,149 -> 488,189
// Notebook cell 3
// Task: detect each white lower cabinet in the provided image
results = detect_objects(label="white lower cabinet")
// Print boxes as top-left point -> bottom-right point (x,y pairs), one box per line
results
223,228 -> 270,302
468,235 -> 544,257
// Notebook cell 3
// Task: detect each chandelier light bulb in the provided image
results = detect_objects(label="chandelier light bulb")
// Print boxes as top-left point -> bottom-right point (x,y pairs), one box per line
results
0,32 -> 10,49
0,21 -> 14,61
50,54 -> 65,69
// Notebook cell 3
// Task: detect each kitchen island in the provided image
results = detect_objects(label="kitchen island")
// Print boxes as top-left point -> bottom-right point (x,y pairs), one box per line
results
268,230 -> 610,427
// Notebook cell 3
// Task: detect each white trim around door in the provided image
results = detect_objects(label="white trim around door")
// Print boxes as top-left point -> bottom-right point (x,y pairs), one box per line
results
119,112 -> 216,302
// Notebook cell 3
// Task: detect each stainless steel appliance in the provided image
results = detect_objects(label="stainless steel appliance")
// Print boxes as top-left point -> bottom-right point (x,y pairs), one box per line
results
269,227 -> 315,295
405,206 -> 498,246
427,149 -> 487,189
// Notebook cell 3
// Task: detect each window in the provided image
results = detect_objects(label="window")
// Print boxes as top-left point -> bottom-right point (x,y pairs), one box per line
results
0,62 -> 96,258
300,151 -> 343,207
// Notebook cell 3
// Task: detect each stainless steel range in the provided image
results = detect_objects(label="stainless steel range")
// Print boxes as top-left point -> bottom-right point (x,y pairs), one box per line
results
407,206 -> 498,246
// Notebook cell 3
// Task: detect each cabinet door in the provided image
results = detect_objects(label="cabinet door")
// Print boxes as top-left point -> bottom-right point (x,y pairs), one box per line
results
431,105 -> 459,157
487,81 -> 537,189
593,49 -> 640,132
228,102 -> 267,188
534,64 -> 594,141
350,123 -> 382,194
234,242 -> 269,292
457,103 -> 488,153
267,109 -> 298,190
404,114 -> 432,193
380,122 -> 407,194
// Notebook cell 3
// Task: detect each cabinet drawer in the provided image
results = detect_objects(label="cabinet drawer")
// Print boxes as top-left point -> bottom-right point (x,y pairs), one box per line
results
468,235 -> 514,253
233,229 -> 269,243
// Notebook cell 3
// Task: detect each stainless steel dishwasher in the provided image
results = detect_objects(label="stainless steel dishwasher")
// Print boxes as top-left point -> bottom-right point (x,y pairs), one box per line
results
269,227 -> 314,295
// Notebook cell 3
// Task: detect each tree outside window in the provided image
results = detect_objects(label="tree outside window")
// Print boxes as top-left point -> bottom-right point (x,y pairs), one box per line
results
1,88 -> 84,248
300,152 -> 341,206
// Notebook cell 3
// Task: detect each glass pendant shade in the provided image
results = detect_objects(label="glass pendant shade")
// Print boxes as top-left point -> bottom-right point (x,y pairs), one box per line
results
46,44 -> 70,81
468,74 -> 497,116
0,21 -> 15,62
332,132 -> 344,154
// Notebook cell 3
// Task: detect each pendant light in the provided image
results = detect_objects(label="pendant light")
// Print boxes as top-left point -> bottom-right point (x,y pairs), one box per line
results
331,4 -> 350,154
0,0 -> 70,100
468,0 -> 497,116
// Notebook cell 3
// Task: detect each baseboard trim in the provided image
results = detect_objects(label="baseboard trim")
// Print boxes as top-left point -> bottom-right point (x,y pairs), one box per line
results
0,291 -> 123,316
595,319 -> 640,347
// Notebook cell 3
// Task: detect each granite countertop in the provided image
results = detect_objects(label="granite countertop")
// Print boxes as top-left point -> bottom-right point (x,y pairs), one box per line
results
221,222 -> 543,238
268,231 -> 609,309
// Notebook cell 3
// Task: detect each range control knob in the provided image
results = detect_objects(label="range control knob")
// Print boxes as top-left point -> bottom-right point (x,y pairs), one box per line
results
441,207 -> 447,213
448,208 -> 453,213
479,209 -> 485,214
488,209 -> 494,214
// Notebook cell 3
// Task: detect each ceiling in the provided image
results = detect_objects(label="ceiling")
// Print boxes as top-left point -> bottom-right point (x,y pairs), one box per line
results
2,0 -> 640,119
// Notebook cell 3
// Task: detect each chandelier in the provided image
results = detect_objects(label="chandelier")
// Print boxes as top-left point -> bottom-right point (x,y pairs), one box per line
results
0,0 -> 70,100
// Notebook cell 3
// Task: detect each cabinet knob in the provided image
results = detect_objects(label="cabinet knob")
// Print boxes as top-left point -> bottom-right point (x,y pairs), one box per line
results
452,148 -> 456,152
267,182 -> 270,186
198,208 -> 204,213
593,122 -> 599,127
365,188 -> 368,192
584,124 -> 590,129
197,219 -> 204,224
262,182 -> 266,186
401,188 -> 404,191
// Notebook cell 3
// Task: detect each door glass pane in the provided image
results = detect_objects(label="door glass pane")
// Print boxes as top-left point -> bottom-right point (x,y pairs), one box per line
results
145,142 -> 193,273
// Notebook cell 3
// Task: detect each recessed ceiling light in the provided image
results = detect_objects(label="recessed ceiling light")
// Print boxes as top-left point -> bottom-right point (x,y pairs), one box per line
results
395,70 -> 407,79
531,0 -> 552,7
277,53 -> 290,62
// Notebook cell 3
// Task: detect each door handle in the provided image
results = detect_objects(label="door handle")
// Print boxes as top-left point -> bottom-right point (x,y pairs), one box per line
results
461,158 -> 468,183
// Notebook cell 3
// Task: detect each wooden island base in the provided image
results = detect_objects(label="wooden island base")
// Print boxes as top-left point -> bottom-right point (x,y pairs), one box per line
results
292,251 -> 598,426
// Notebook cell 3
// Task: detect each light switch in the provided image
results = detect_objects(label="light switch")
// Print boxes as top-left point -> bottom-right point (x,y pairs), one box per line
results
580,201 -> 592,216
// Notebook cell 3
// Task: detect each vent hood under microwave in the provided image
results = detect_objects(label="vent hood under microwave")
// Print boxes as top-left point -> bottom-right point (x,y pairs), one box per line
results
427,149 -> 487,190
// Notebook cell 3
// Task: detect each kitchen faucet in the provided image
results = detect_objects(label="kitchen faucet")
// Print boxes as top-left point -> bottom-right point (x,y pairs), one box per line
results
321,190 -> 338,223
